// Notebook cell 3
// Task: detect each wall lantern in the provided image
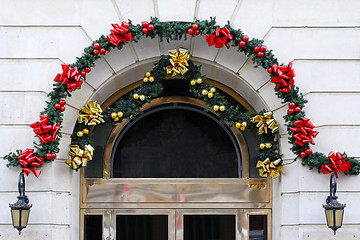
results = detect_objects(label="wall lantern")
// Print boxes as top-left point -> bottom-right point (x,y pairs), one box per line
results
9,172 -> 32,235
323,173 -> 346,235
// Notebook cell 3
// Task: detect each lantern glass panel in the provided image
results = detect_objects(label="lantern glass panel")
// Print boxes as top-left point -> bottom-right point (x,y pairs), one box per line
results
325,209 -> 334,227
11,209 -> 20,227
335,209 -> 344,227
21,209 -> 30,227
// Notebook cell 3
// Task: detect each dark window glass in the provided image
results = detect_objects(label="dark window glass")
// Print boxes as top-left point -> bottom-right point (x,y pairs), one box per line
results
249,215 -> 267,240
116,215 -> 168,240
112,106 -> 240,178
84,215 -> 102,240
184,215 -> 235,240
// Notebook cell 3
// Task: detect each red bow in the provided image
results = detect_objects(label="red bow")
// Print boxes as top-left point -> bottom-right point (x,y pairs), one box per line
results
19,149 -> 44,177
321,151 -> 351,178
54,64 -> 83,92
107,22 -> 132,46
290,117 -> 319,146
269,62 -> 295,93
30,115 -> 60,144
206,26 -> 233,49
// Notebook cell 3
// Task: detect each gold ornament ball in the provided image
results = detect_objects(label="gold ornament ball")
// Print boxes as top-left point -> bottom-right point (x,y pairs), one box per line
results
145,72 -> 151,77
235,122 -> 241,128
140,95 -> 146,101
190,80 -> 196,86
202,89 -> 208,95
196,78 -> 203,84
77,131 -> 84,137
143,77 -> 148,82
240,126 -> 246,131
133,93 -> 139,99
117,112 -> 123,118
149,76 -> 154,82
242,121 -> 247,128
210,87 -> 216,93
265,143 -> 272,149
114,117 -> 120,122
213,105 -> 219,111
111,112 -> 117,119
83,129 -> 89,135
208,92 -> 214,98
260,143 -> 265,149
219,105 -> 226,111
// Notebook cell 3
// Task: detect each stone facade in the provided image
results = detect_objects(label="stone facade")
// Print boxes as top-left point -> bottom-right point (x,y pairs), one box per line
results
0,0 -> 359,239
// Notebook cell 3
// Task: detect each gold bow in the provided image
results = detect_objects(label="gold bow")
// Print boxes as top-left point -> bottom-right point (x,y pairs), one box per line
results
250,112 -> 280,135
166,48 -> 190,76
65,144 -> 94,169
256,158 -> 284,179
78,101 -> 105,126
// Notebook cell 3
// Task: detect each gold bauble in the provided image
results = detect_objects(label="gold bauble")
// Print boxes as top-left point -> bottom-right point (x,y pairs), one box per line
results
242,121 -> 247,128
140,95 -> 146,101
82,129 -> 89,135
260,143 -> 265,149
143,77 -> 148,82
235,122 -> 241,128
114,117 -> 119,122
266,143 -> 272,149
190,80 -> 196,86
202,89 -> 208,95
77,131 -> 84,137
133,93 -> 139,99
240,126 -> 246,131
145,72 -> 151,77
111,112 -> 117,119
213,105 -> 219,111
117,112 -> 123,118
149,76 -> 154,82
196,78 -> 203,84
208,92 -> 214,98
210,87 -> 216,93
219,105 -> 226,111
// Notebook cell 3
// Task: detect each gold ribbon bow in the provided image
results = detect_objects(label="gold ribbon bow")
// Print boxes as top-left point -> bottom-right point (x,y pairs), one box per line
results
166,48 -> 190,76
250,112 -> 280,135
256,158 -> 284,179
65,144 -> 94,170
78,101 -> 105,126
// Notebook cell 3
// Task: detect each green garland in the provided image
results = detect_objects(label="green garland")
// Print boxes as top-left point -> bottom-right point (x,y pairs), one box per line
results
4,17 -> 359,177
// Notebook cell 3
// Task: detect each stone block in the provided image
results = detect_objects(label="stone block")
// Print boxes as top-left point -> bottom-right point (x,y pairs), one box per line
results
216,48 -> 248,73
57,134 -> 72,160
273,0 -> 360,27
65,82 -> 94,110
60,106 -> 79,135
272,104 -> 288,135
0,126 -> 35,157
192,35 -> 219,61
197,0 -> 238,26
84,59 -> 113,89
115,0 -> 155,24
0,27 -> 90,64
161,38 -> 192,53
0,92 -> 47,124
157,0 -> 196,22
238,59 -> 271,91
0,59 -> 62,92
133,36 -> 161,61
265,28 -> 360,64
258,82 -> 284,111
103,45 -> 137,73
279,135 -> 297,160
280,193 -> 300,224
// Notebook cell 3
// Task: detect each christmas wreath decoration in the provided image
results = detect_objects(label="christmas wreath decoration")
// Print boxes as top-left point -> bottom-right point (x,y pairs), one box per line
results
4,17 -> 359,179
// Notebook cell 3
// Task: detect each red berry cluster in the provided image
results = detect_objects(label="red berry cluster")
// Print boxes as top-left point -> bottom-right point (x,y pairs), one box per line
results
46,153 -> 57,160
254,45 -> 267,57
80,67 -> 91,78
187,24 -> 200,35
300,148 -> 312,158
93,43 -> 106,55
238,35 -> 249,47
54,100 -> 66,112
288,102 -> 301,114
142,21 -> 154,34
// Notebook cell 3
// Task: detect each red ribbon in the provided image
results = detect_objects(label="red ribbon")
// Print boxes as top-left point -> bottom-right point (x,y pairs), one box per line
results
19,149 -> 44,177
54,64 -> 83,92
290,117 -> 319,146
321,151 -> 351,178
206,26 -> 233,49
269,62 -> 295,93
30,115 -> 60,144
107,22 -> 132,46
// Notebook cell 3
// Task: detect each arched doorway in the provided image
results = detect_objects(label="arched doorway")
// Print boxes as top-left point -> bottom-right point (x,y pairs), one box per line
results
80,72 -> 271,240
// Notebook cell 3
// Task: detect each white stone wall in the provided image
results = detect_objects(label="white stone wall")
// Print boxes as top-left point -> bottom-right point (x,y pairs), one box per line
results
1,0 -> 359,239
